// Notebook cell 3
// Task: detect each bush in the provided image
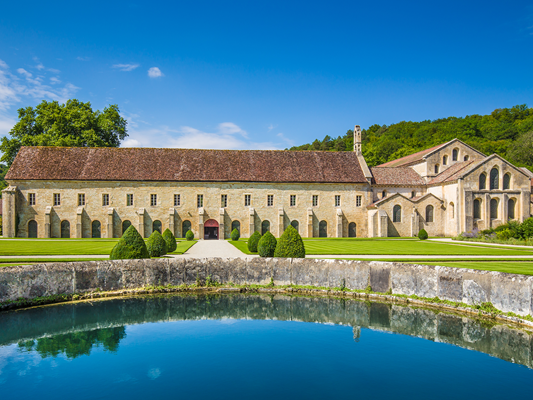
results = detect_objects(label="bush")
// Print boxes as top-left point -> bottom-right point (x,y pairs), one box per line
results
274,225 -> 305,258
247,231 -> 262,252
185,230 -> 194,241
258,231 -> 277,257
496,228 -> 513,240
418,229 -> 428,240
146,230 -> 168,257
520,217 -> 533,239
162,228 -> 177,253
110,225 -> 150,259
231,228 -> 240,241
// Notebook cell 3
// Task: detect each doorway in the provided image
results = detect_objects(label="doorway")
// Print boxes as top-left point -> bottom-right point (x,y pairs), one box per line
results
204,219 -> 219,240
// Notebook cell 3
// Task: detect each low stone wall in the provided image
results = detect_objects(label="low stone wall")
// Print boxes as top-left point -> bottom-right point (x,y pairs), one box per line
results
1,258 -> 532,317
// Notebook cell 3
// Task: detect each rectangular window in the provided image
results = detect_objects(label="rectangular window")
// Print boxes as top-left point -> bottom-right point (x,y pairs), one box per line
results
221,194 -> 227,208
102,194 -> 110,207
267,194 -> 274,207
335,195 -> 341,207
150,194 -> 157,207
244,194 -> 251,207
53,193 -> 61,206
290,195 -> 296,207
29,193 -> 36,206
312,195 -> 319,207
127,194 -> 134,206
197,194 -> 204,208
356,195 -> 362,207
174,194 -> 180,207
78,193 -> 85,206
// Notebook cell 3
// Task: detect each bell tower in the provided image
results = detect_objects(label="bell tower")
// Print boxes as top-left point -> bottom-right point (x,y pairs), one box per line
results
353,125 -> 362,155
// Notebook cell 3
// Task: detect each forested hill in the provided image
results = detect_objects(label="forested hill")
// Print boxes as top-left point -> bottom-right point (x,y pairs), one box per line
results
288,105 -> 533,171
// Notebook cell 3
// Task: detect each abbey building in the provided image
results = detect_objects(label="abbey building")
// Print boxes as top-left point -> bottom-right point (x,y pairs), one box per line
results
2,126 -> 532,239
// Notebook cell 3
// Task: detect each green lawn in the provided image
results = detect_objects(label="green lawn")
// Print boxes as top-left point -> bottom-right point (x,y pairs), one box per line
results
420,262 -> 533,276
0,239 -> 196,256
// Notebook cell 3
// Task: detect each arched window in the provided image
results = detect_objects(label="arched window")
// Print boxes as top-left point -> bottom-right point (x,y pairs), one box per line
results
291,220 -> 299,233
464,155 -> 469,161
122,220 -> 131,234
473,199 -> 481,219
425,205 -> 434,223
508,198 -> 516,220
479,173 -> 486,190
449,202 -> 455,219
61,220 -> 70,238
434,164 -> 439,174
490,198 -> 498,219
452,148 -> 458,161
28,220 -> 38,238
182,220 -> 192,238
319,220 -> 327,237
503,173 -> 511,190
443,155 -> 448,165
92,220 -> 101,238
231,220 -> 240,233
261,220 -> 270,235
393,205 -> 401,222
382,190 -> 387,199
153,220 -> 162,234
348,222 -> 357,237
490,168 -> 499,190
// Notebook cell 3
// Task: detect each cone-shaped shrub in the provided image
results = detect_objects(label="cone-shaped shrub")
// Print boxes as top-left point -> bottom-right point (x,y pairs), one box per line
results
147,230 -> 168,257
258,231 -> 277,257
185,230 -> 194,241
247,231 -> 262,252
109,225 -> 150,259
231,228 -> 240,241
274,225 -> 305,258
162,228 -> 178,253
418,228 -> 428,240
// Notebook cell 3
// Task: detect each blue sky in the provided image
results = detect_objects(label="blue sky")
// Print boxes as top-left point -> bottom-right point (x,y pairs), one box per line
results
1,0 -> 532,150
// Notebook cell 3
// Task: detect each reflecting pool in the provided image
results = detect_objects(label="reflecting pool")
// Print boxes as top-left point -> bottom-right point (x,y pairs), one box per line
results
1,294 -> 532,399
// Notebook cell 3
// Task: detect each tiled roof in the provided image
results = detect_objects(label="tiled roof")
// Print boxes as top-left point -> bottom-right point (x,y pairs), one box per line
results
377,143 -> 447,168
428,161 -> 476,185
370,167 -> 425,186
5,146 -> 369,184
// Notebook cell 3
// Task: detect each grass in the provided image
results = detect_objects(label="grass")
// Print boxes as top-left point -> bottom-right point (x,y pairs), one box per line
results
229,240 -> 255,255
418,261 -> 533,275
0,239 -> 197,256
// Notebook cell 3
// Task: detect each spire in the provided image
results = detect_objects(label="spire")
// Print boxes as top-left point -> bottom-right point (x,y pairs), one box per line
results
353,125 -> 362,155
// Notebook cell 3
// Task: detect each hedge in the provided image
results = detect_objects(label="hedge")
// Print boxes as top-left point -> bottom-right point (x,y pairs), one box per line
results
247,231 -> 262,252
109,225 -> 150,259
274,225 -> 305,258
257,231 -> 277,257
162,228 -> 178,253
185,230 -> 194,241
418,229 -> 428,240
231,228 -> 240,241
146,230 -> 168,257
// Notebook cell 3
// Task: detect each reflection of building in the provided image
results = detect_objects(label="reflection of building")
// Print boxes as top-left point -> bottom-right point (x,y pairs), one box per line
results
2,126 -> 532,238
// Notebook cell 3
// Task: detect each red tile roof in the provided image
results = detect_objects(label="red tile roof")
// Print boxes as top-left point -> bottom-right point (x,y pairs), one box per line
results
5,146 -> 369,184
428,160 -> 476,185
370,167 -> 425,186
377,143 -> 447,168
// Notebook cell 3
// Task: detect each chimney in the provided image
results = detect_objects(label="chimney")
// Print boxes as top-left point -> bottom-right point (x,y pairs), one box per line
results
353,125 -> 362,155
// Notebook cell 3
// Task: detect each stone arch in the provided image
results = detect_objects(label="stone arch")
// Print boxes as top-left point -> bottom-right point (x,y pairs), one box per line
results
153,220 -> 162,234
291,220 -> 299,233
319,220 -> 327,237
473,198 -> 482,219
442,155 -> 448,165
490,198 -> 499,219
449,202 -> 455,219
508,198 -> 516,220
28,220 -> 38,238
425,205 -> 434,223
503,173 -> 511,190
261,220 -> 270,235
122,220 -> 131,234
231,220 -> 240,233
91,220 -> 101,238
182,220 -> 191,238
61,220 -> 70,238
490,167 -> 499,190
348,222 -> 357,237
393,205 -> 401,222
479,173 -> 487,190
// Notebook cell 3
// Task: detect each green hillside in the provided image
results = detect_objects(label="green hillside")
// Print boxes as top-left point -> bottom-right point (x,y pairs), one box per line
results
289,105 -> 533,171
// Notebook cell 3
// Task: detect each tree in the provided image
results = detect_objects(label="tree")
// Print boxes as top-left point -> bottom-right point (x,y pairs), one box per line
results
257,231 -> 277,257
247,231 -> 262,252
507,131 -> 533,167
0,99 -> 128,166
162,228 -> 177,253
109,225 -> 150,259
146,230 -> 168,257
274,225 -> 305,258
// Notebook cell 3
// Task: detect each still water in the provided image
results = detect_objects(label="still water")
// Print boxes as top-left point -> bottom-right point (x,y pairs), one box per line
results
0,294 -> 532,399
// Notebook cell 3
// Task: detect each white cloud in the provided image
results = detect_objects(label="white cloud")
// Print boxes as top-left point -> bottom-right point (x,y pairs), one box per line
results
112,63 -> 140,72
147,67 -> 163,78
50,77 -> 61,84
17,68 -> 32,79
76,56 -> 90,61
0,114 -> 15,136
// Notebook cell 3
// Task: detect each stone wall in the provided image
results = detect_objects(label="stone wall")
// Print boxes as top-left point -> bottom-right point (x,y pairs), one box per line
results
1,258 -> 533,317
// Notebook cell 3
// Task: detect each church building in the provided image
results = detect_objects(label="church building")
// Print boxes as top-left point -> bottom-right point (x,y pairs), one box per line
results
2,126 -> 532,239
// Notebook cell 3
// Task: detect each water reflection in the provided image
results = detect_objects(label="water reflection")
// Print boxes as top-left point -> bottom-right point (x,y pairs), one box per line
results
1,294 -> 532,368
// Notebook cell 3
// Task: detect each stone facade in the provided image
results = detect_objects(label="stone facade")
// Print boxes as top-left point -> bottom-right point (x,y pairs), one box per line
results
3,135 -> 532,238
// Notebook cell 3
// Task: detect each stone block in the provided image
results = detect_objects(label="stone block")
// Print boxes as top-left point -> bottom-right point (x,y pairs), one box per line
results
227,257 -> 248,285
74,263 -> 99,291
272,258 -> 291,286
96,261 -> 123,291
462,269 -> 491,305
247,258 -> 272,285
168,258 -> 186,286
415,264 -> 438,298
437,266 -> 463,302
44,262 -> 75,296
328,260 -> 348,289
347,261 -> 370,290
184,259 -> 207,285
206,258 -> 229,285
291,258 -> 328,287
121,259 -> 147,288
390,263 -> 416,295
369,262 -> 391,293
490,272 -> 532,316
145,259 -> 169,287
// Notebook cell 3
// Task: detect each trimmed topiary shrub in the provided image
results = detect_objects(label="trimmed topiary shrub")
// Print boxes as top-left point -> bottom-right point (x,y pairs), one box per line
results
247,231 -> 262,252
146,230 -> 168,257
231,228 -> 240,241
519,217 -> 533,239
162,228 -> 177,253
110,225 -> 150,259
274,224 -> 305,258
185,230 -> 194,241
258,231 -> 277,257
418,229 -> 428,240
